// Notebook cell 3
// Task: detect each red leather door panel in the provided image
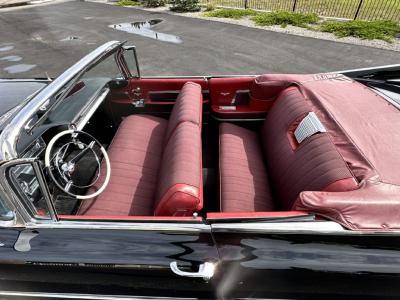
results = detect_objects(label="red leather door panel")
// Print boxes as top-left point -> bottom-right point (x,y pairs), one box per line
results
108,77 -> 209,122
112,78 -> 209,105
209,77 -> 267,119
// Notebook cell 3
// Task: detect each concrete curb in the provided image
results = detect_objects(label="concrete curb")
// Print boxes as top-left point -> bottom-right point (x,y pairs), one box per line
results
0,0 -> 29,8
0,0 -> 52,8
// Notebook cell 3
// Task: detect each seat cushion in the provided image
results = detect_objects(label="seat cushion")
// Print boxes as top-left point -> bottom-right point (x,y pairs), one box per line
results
165,82 -> 203,142
155,122 -> 203,216
262,87 -> 358,210
219,123 -> 274,212
78,115 -> 168,216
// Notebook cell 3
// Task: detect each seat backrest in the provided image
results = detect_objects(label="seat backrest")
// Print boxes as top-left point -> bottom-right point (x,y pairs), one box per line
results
154,122 -> 203,216
262,87 -> 358,210
165,82 -> 203,142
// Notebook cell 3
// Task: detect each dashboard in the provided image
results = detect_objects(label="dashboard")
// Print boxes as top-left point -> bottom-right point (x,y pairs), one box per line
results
8,81 -> 113,216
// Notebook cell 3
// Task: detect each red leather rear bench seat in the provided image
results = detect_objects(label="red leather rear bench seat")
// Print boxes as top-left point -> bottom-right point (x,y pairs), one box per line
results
219,85 -> 358,212
78,82 -> 203,216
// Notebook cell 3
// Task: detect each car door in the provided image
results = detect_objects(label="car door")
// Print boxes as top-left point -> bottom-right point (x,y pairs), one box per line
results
208,216 -> 400,300
0,222 -> 219,299
0,159 -> 220,299
108,46 -> 209,121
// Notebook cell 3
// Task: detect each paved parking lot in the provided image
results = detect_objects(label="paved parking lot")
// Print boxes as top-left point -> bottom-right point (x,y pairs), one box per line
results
0,0 -> 400,78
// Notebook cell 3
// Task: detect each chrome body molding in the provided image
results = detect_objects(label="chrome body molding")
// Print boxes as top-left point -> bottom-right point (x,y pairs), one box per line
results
27,220 -> 211,232
211,221 -> 399,235
337,63 -> 400,77
0,291 -> 197,300
0,41 -> 122,161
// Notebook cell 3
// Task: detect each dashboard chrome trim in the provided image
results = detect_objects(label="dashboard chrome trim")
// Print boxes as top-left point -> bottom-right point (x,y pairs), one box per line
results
76,88 -> 110,131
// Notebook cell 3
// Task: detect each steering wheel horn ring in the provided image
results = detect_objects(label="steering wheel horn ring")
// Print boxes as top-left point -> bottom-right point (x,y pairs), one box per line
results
44,129 -> 111,200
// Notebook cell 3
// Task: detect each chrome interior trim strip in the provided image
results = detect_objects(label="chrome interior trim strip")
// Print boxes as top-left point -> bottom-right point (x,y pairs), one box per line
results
0,41 -> 122,161
211,116 -> 265,122
28,220 -> 211,232
76,88 -> 110,130
0,291 -> 197,300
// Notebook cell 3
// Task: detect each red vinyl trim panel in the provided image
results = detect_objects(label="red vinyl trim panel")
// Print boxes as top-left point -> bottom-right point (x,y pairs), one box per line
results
59,215 -> 203,222
207,211 -> 310,220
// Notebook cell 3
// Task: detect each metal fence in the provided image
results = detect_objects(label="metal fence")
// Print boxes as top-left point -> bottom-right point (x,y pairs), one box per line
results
199,0 -> 400,22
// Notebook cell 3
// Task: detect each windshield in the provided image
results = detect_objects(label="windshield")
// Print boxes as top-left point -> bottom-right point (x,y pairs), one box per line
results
16,50 -> 123,153
44,53 -> 122,125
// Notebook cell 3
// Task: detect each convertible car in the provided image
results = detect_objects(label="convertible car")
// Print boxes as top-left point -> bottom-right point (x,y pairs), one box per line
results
0,41 -> 400,299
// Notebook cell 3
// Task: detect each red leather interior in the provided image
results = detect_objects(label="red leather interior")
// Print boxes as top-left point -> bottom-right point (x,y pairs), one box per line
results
78,115 -> 168,216
219,83 -> 358,213
78,82 -> 203,217
262,87 -> 358,210
111,78 -> 209,105
155,122 -> 202,216
210,77 -> 254,106
165,82 -> 203,141
219,123 -> 275,212
219,72 -> 400,231
210,77 -> 270,119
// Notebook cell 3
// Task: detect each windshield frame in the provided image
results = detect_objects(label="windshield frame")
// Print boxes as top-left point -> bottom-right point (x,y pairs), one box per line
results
0,41 -> 126,161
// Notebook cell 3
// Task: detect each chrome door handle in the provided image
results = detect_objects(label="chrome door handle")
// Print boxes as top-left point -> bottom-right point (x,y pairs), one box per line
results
170,261 -> 215,280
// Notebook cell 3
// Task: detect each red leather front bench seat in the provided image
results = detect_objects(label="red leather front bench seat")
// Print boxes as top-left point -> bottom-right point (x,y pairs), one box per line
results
219,86 -> 358,212
78,82 -> 203,216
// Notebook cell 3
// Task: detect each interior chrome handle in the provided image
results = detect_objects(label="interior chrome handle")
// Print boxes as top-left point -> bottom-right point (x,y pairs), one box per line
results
170,261 -> 215,280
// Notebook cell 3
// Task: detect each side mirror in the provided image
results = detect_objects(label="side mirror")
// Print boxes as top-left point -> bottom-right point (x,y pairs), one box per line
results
122,45 -> 141,79
109,78 -> 128,89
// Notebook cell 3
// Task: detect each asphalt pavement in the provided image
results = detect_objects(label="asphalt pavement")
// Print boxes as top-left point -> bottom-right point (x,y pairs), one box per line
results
0,0 -> 399,78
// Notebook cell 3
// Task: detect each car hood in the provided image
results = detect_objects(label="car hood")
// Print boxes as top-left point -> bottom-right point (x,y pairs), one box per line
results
0,80 -> 49,115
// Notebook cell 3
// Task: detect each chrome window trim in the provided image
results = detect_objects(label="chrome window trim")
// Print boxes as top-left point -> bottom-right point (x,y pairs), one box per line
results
0,291 -> 197,300
0,41 -> 123,161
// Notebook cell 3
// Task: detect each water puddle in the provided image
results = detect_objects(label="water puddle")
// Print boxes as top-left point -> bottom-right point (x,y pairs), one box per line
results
0,46 -> 14,52
0,55 -> 22,62
109,19 -> 182,44
60,36 -> 79,42
3,64 -> 36,74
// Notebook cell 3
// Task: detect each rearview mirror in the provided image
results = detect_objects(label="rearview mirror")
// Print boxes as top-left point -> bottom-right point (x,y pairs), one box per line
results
122,45 -> 141,79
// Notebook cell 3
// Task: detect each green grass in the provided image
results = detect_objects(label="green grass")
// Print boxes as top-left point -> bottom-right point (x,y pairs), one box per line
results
252,11 -> 319,28
199,0 -> 400,22
319,19 -> 400,42
203,8 -> 258,19
116,0 -> 140,6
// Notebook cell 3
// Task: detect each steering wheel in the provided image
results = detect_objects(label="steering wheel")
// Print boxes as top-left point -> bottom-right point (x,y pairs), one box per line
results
44,129 -> 111,199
